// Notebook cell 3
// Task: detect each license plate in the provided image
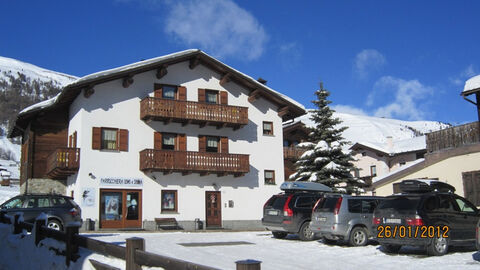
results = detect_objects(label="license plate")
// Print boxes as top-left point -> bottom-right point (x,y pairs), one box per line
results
268,210 -> 278,216
316,217 -> 327,222
384,218 -> 401,224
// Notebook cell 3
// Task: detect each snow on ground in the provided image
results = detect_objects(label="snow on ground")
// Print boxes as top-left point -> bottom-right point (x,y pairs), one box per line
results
85,231 -> 480,270
0,136 -> 21,162
0,184 -> 19,204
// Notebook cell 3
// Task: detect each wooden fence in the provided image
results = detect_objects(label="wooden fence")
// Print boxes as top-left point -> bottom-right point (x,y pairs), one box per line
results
426,121 -> 480,153
0,212 -> 261,270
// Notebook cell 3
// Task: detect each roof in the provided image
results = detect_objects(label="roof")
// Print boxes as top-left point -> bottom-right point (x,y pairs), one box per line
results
462,74 -> 480,96
10,49 -> 306,137
350,136 -> 426,156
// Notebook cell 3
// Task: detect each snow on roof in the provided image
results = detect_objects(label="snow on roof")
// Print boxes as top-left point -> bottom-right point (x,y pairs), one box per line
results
353,136 -> 426,155
18,49 -> 304,117
372,158 -> 425,183
463,74 -> 480,94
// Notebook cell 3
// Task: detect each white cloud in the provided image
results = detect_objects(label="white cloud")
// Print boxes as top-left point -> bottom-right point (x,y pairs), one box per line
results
331,105 -> 367,116
353,49 -> 386,79
278,42 -> 302,70
369,76 -> 434,120
449,64 -> 478,86
164,0 -> 267,61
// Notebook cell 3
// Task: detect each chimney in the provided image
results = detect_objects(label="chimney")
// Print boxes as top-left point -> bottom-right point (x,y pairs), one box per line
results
386,136 -> 394,152
257,77 -> 267,85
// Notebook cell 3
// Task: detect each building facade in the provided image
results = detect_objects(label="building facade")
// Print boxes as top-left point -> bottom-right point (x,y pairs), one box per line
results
10,49 -> 305,230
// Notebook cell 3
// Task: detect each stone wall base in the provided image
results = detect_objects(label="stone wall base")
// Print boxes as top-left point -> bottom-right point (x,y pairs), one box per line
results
20,178 -> 67,194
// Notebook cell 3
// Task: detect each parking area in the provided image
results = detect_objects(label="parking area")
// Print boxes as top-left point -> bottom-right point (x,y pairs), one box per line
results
85,231 -> 480,270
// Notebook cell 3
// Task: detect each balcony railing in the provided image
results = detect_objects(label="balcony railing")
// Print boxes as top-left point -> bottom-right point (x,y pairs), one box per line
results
426,121 -> 480,153
46,148 -> 80,179
283,146 -> 306,160
140,97 -> 248,129
139,149 -> 249,177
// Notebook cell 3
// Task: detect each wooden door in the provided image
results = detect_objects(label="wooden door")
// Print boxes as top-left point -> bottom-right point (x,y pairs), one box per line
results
205,191 -> 221,227
100,189 -> 142,229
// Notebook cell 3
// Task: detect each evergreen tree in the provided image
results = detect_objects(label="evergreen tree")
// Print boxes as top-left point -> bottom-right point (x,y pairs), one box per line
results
290,83 -> 363,194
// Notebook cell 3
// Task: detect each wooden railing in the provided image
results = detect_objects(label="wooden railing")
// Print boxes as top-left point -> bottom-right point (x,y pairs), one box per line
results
46,148 -> 80,179
139,149 -> 249,176
426,121 -> 480,153
140,97 -> 248,128
283,146 -> 306,160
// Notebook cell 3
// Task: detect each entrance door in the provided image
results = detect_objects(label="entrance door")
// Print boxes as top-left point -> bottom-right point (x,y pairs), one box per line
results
205,191 -> 221,227
100,189 -> 142,229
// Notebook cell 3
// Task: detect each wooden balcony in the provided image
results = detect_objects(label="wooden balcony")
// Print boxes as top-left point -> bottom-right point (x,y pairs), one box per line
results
46,148 -> 80,179
139,149 -> 249,177
283,146 -> 306,160
140,97 -> 248,129
426,121 -> 480,153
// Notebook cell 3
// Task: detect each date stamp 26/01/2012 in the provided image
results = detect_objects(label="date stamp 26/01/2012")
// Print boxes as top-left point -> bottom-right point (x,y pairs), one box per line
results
377,225 -> 449,239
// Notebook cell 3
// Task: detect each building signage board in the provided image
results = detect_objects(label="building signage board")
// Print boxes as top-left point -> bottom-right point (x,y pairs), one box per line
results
100,177 -> 143,187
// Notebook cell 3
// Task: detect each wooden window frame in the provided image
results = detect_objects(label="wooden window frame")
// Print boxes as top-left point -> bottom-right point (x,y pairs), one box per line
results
264,170 -> 275,185
161,133 -> 177,150
205,89 -> 219,104
206,136 -> 220,153
92,127 -> 128,151
263,121 -> 274,136
370,165 -> 377,177
161,190 -> 178,213
154,84 -> 187,101
101,128 -> 119,151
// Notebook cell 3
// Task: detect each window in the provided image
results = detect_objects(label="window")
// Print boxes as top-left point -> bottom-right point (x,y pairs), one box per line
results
102,128 -> 118,150
264,170 -> 275,185
2,197 -> 25,209
162,86 -> 176,99
162,133 -> 176,150
361,152 -> 367,157
399,161 -> 406,166
295,196 -> 314,208
370,165 -> 377,177
454,197 -> 476,213
263,121 -> 273,135
205,90 -> 218,104
206,136 -> 219,152
161,190 -> 178,212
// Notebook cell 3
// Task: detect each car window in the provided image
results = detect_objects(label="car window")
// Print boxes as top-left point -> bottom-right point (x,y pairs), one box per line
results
437,195 -> 455,211
2,197 -> 25,209
25,198 -> 38,208
422,196 -> 439,212
348,199 -> 362,213
51,197 -> 68,206
295,196 -> 314,208
453,197 -> 477,213
378,196 -> 421,210
361,199 -> 377,213
38,197 -> 51,207
315,197 -> 340,212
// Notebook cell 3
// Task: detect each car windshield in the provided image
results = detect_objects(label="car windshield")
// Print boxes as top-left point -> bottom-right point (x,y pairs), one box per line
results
377,196 -> 421,210
266,195 -> 288,210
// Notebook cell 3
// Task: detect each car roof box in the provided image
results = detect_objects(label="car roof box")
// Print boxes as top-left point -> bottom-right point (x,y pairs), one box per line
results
280,181 -> 332,193
399,179 -> 455,193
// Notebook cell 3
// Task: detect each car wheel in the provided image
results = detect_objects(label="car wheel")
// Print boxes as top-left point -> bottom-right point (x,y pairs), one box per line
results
349,226 -> 368,246
47,219 -> 63,231
272,231 -> 288,239
427,229 -> 449,256
322,237 -> 337,245
299,222 -> 315,241
381,244 -> 402,253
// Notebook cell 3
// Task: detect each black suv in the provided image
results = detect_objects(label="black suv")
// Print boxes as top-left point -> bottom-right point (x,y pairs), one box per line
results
0,194 -> 82,231
373,179 -> 479,256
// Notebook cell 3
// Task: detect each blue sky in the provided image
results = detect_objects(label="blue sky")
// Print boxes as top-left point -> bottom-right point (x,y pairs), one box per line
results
1,0 -> 479,124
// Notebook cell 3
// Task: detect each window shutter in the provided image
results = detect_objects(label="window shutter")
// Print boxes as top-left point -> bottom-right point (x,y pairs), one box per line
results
73,131 -> 77,148
220,91 -> 228,105
178,86 -> 187,101
154,84 -> 163,98
199,135 -> 206,152
198,88 -> 206,102
92,127 -> 101,150
118,129 -> 129,151
154,132 -> 162,150
178,134 -> 187,151
69,135 -> 73,148
220,137 -> 228,153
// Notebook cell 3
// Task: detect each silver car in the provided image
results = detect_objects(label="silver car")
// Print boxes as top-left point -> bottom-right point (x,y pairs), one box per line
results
310,194 -> 384,246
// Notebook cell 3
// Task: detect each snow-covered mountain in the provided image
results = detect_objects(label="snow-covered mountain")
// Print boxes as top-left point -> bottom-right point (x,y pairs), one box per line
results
0,56 -> 77,88
291,111 -> 450,145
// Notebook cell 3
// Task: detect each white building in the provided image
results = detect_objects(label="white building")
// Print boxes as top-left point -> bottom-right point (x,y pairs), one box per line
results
9,49 -> 305,230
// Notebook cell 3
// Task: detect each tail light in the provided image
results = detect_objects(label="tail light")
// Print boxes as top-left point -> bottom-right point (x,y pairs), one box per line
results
406,215 -> 424,226
312,198 -> 324,214
333,197 -> 343,215
283,195 -> 294,217
69,208 -> 79,217
373,217 -> 381,225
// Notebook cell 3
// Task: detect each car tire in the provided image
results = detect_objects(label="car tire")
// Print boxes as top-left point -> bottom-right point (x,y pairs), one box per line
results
47,219 -> 63,231
322,237 -> 337,245
381,244 -> 402,253
427,228 -> 449,256
349,226 -> 368,246
272,231 -> 288,239
299,222 -> 315,241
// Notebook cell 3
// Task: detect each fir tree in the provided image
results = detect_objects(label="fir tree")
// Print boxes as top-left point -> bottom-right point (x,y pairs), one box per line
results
290,83 -> 363,194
